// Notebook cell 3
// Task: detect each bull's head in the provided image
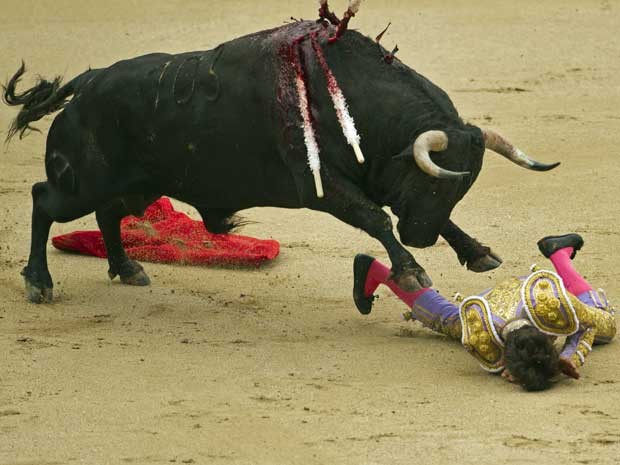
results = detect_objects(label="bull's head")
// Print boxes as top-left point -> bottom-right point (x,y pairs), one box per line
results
392,127 -> 560,248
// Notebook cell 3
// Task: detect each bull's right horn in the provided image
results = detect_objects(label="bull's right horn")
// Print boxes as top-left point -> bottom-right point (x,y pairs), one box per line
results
482,128 -> 560,171
413,130 -> 471,179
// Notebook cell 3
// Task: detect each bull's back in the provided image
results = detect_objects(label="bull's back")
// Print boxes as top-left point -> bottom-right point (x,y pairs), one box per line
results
64,31 -> 299,208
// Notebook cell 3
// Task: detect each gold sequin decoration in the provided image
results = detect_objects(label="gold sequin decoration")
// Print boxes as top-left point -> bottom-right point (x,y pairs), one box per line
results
482,277 -> 523,321
460,298 -> 504,371
570,295 -> 616,343
523,271 -> 578,335
571,352 -> 584,368
443,317 -> 463,340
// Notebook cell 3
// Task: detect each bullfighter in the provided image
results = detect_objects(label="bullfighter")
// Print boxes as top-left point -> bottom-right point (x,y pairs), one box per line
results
353,234 -> 616,391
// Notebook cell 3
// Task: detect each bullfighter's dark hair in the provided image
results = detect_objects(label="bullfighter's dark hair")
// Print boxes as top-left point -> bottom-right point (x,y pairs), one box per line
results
2,62 -> 72,142
504,326 -> 560,391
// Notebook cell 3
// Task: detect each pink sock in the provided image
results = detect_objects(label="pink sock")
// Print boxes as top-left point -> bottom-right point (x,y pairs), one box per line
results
549,247 -> 592,295
365,259 -> 430,307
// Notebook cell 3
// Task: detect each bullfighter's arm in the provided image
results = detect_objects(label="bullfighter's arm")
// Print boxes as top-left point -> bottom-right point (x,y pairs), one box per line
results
560,293 -> 616,369
560,328 -> 597,369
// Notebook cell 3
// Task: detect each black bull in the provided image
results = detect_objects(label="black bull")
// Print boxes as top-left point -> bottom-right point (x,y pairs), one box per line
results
3,21 -> 558,303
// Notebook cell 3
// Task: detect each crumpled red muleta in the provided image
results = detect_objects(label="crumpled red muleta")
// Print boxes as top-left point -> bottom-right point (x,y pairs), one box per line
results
52,198 -> 279,266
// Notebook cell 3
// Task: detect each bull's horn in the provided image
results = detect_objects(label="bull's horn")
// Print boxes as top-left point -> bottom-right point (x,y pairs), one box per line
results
482,128 -> 560,172
413,130 -> 471,179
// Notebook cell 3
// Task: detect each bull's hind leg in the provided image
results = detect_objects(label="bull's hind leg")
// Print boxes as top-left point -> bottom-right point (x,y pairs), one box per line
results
23,184 -> 54,303
96,199 -> 150,286
24,182 -> 150,302
23,181 -> 97,303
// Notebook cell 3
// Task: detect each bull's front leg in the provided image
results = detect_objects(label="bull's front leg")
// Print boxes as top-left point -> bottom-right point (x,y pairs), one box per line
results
440,220 -> 502,272
309,179 -> 432,291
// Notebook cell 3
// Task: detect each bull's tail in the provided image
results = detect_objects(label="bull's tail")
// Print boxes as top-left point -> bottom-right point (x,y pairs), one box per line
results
2,62 -> 91,142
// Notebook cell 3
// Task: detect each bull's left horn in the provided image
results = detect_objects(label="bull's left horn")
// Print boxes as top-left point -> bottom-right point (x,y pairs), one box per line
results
413,130 -> 470,179
482,128 -> 560,172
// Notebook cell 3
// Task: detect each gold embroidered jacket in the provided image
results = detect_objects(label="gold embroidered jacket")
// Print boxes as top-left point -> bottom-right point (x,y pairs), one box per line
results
408,270 -> 616,373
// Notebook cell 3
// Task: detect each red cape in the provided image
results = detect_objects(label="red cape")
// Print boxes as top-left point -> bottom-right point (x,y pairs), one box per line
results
52,198 -> 279,266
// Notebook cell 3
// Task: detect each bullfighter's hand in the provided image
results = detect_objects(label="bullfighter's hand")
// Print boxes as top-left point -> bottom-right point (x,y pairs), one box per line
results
559,357 -> 580,380
501,368 -> 516,383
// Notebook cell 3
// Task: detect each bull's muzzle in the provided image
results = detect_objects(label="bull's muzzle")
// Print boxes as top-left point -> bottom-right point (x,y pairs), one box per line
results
397,221 -> 440,248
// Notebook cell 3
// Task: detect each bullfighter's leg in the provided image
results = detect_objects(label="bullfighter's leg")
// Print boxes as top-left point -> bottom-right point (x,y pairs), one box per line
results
308,180 -> 432,290
96,200 -> 150,286
353,255 -> 462,340
23,181 -> 98,303
440,220 -> 502,272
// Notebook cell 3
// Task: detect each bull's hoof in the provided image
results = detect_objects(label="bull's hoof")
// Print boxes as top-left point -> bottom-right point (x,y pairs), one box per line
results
108,260 -> 151,286
416,269 -> 433,288
120,270 -> 151,286
392,268 -> 431,292
25,281 -> 54,304
467,251 -> 503,273
22,267 -> 54,304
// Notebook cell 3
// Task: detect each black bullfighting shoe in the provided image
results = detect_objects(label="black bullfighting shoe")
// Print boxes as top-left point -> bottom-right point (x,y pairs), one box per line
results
353,254 -> 376,315
537,233 -> 584,259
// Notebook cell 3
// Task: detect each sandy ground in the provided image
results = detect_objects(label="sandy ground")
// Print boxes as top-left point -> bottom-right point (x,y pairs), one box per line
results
1,1 -> 620,464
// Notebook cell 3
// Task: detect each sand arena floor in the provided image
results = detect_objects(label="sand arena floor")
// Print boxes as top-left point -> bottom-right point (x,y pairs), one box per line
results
1,1 -> 620,464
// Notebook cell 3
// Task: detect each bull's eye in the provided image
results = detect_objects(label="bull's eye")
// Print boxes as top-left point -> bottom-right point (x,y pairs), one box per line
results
428,179 -> 440,189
